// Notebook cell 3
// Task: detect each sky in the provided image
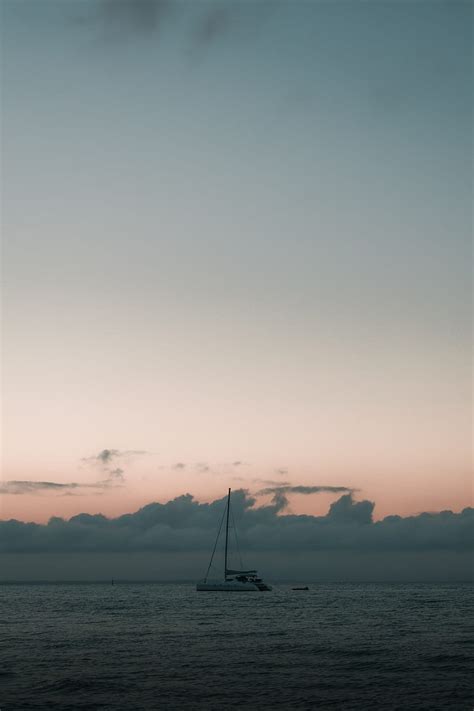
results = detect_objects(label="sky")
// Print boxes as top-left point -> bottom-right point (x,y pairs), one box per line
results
1,0 -> 472,562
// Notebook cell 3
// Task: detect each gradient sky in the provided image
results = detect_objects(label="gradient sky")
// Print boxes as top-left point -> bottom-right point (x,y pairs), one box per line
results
1,0 -> 472,524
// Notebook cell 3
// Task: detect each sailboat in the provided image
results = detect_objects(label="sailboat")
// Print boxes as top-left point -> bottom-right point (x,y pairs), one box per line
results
196,488 -> 272,591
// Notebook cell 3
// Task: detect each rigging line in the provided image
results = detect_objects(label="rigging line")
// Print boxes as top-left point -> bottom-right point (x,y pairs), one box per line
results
204,501 -> 227,582
230,503 -> 244,569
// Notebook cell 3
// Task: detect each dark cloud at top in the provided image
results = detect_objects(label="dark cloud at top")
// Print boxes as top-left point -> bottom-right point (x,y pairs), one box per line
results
77,0 -> 273,51
98,0 -> 172,37
189,0 -> 275,50
193,2 -> 233,49
0,490 -> 472,557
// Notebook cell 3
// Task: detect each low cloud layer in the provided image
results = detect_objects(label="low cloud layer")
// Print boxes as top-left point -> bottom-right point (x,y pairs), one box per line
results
258,485 -> 355,496
0,490 -> 472,555
0,447 -> 147,495
257,485 -> 356,511
0,480 -> 115,495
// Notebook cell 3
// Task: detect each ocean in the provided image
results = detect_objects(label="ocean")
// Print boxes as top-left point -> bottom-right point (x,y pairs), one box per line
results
0,582 -> 472,710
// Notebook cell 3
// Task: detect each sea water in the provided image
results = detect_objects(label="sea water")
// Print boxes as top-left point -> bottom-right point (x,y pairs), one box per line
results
0,582 -> 472,709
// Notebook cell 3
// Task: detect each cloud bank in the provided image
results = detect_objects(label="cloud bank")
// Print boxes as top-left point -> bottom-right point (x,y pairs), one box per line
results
0,490 -> 472,555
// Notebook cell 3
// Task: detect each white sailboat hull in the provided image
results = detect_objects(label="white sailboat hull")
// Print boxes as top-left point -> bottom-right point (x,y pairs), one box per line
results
196,580 -> 272,592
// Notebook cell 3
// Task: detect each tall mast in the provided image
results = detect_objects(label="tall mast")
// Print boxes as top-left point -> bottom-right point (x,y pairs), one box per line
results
224,488 -> 231,579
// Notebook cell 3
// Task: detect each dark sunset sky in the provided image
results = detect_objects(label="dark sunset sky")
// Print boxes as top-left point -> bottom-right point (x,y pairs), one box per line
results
1,0 -> 472,566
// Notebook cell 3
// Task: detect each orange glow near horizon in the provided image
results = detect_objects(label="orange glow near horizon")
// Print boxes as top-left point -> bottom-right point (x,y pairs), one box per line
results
1,458 -> 472,525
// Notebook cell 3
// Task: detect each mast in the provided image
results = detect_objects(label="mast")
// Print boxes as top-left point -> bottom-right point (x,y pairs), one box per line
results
224,487 -> 231,580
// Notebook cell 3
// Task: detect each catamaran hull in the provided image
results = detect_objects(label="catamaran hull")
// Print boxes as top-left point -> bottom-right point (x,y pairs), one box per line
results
196,581 -> 272,592
196,489 -> 272,592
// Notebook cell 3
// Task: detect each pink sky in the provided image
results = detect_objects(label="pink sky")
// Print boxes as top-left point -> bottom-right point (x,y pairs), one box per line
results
1,453 -> 471,524
1,0 -> 471,527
